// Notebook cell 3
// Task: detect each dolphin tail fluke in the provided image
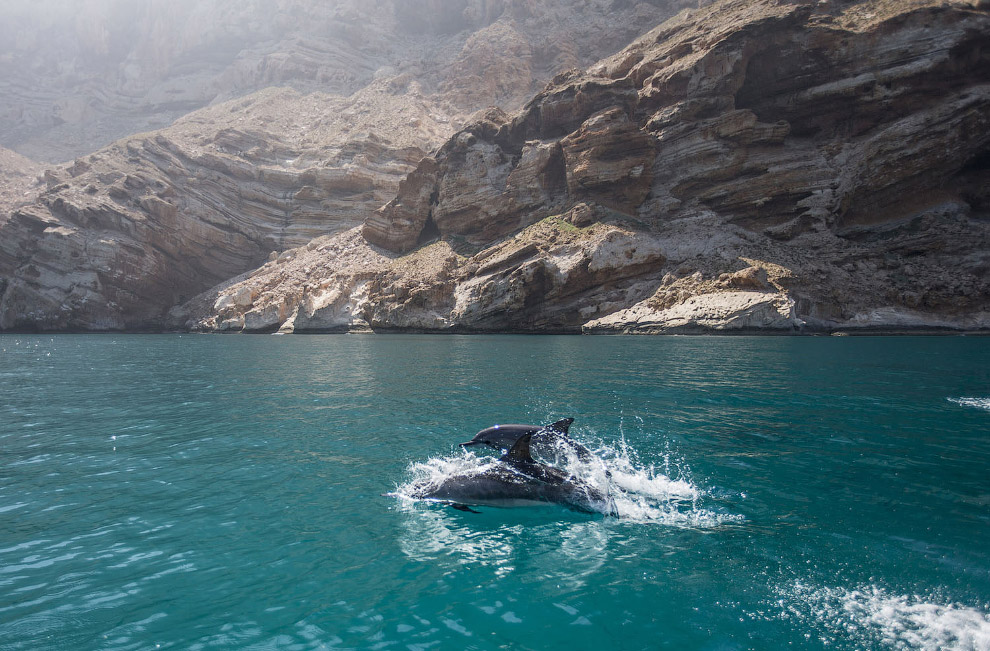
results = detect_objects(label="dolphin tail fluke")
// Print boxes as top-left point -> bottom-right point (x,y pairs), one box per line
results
546,418 -> 574,435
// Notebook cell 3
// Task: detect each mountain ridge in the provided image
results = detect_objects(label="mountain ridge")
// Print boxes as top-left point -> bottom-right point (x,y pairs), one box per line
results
0,0 -> 698,332
173,0 -> 990,335
2,0 -> 988,334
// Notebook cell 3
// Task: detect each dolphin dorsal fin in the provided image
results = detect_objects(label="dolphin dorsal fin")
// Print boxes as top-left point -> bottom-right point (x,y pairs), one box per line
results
502,431 -> 535,464
546,418 -> 574,435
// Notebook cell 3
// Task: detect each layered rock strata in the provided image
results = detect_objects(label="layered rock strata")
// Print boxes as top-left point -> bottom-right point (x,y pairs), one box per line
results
0,147 -> 42,223
184,0 -> 990,334
175,209 -> 669,333
0,0 -> 700,332
0,0 -> 693,162
0,87 -> 442,331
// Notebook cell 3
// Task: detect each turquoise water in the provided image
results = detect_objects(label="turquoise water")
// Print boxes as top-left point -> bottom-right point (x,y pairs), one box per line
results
1,334 -> 989,650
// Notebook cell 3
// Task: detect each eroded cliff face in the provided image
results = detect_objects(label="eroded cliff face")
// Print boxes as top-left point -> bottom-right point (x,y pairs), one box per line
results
0,0 -> 699,332
0,147 -> 42,223
0,0 -> 687,163
180,0 -> 990,335
0,85 -> 447,331
175,212 -> 669,334
2,0 -> 386,162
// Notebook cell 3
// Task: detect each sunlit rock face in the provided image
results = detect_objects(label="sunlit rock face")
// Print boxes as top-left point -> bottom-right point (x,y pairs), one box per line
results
0,147 -> 42,222
0,0 -> 701,332
203,0 -> 990,335
0,86 -> 439,332
176,213 -> 670,334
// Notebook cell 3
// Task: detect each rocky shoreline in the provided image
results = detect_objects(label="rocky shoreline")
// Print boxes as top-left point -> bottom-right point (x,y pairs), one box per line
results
2,0 -> 989,336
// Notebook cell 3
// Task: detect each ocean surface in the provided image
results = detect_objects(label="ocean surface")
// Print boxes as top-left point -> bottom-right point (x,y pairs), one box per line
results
1,334 -> 989,651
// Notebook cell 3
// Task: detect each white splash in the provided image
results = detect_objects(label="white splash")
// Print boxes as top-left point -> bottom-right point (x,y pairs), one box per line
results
393,433 -> 741,528
772,581 -> 990,650
396,452 -> 499,502
948,397 -> 990,412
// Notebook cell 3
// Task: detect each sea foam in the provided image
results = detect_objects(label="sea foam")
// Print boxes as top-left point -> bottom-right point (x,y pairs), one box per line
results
948,397 -> 990,412
771,581 -> 990,650
394,433 -> 741,528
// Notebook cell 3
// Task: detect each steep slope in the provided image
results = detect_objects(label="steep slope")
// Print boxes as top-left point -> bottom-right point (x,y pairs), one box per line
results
0,147 -> 42,224
0,0 -> 700,332
1,0 -> 397,162
0,86 -> 446,331
178,0 -> 990,334
0,0 -> 686,163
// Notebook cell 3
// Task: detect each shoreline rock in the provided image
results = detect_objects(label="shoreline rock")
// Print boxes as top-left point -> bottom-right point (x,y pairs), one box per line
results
3,0 -> 990,335
0,0 -> 705,333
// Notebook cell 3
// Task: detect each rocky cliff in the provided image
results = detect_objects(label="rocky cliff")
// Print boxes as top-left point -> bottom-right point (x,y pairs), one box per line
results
0,85 -> 454,330
0,0 -> 684,163
0,0 -> 699,332
176,0 -> 990,335
0,147 -> 42,223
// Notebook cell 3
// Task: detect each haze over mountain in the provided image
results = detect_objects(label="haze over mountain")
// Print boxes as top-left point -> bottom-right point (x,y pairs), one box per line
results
0,0 -> 699,330
1,0 -> 988,334
0,0 -> 686,162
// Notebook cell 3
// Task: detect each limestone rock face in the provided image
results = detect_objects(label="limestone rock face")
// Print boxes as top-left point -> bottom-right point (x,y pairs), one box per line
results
0,147 -> 42,222
7,0 -> 990,334
1,0 -> 699,331
584,290 -> 800,334
0,87 -> 437,331
439,20 -> 536,112
560,108 -> 655,214
351,0 -> 990,334
0,0 -> 699,163
363,159 -> 441,255
1,0 -> 388,162
176,214 -> 667,333
363,78 -> 654,252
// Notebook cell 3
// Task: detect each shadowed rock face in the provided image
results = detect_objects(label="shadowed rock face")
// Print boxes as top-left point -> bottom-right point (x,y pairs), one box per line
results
183,0 -> 990,335
367,0 -> 990,253
0,0 -> 702,332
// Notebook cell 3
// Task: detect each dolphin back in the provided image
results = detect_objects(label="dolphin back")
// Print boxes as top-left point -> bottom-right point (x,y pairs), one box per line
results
460,418 -> 574,452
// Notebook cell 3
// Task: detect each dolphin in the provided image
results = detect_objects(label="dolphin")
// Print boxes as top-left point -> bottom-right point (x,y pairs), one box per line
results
411,431 -> 617,515
460,417 -> 597,463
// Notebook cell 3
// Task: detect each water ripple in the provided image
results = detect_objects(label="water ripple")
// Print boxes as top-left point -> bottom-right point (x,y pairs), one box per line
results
1,334 -> 988,650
